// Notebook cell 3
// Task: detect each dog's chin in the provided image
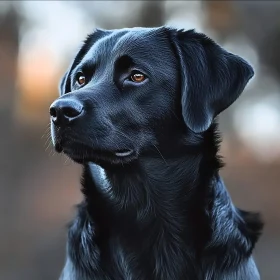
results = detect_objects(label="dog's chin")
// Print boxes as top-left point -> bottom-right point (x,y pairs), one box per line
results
54,141 -> 137,165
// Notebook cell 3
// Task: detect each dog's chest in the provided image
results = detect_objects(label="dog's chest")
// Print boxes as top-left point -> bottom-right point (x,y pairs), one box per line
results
110,239 -> 135,280
106,235 -> 193,280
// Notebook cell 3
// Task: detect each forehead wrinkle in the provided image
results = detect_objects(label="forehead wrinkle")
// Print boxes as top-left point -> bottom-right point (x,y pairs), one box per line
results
112,30 -> 154,56
80,31 -> 129,69
111,27 -> 166,53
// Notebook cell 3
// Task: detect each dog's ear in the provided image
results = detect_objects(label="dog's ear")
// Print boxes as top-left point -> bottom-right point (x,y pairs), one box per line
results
59,29 -> 107,96
169,29 -> 254,133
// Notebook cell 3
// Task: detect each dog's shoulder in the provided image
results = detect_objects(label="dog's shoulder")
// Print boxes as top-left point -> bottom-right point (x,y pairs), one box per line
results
203,177 -> 263,275
204,256 -> 260,280
208,176 -> 263,247
236,208 -> 263,248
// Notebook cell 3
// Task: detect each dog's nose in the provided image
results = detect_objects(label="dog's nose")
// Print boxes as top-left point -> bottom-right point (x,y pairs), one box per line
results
49,99 -> 84,126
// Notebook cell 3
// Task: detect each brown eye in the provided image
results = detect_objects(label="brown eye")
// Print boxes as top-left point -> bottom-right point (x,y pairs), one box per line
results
77,74 -> 86,86
131,72 -> 145,83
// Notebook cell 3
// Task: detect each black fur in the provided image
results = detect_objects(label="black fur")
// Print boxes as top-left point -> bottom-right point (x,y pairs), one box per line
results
50,27 -> 263,280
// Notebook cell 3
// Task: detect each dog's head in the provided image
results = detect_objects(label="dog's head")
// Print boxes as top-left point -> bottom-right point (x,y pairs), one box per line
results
50,27 -> 253,165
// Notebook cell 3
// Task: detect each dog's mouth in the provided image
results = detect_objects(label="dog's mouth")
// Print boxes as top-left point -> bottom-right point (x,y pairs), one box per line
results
54,141 -> 135,162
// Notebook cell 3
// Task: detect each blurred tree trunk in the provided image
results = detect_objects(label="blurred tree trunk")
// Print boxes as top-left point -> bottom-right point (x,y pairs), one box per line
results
0,5 -> 20,176
0,5 -> 19,120
237,2 -> 280,80
202,0 -> 238,42
139,1 -> 165,27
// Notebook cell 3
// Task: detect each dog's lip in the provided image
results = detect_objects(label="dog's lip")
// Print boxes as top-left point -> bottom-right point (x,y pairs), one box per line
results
114,149 -> 134,157
55,142 -> 63,153
54,140 -> 134,158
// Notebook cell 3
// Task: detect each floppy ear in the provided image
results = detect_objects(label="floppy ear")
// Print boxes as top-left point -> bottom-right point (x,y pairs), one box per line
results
170,29 -> 254,133
59,67 -> 71,96
58,28 -> 107,96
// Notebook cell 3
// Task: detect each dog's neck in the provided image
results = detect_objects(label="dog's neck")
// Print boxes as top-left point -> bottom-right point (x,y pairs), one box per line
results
87,154 -> 202,221
89,153 -> 201,205
81,126 -> 222,245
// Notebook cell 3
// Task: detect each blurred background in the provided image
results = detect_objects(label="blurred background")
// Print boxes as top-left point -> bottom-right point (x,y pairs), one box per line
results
0,1 -> 279,279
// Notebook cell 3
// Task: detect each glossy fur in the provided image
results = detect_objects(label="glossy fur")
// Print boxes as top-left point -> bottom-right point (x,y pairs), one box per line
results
50,27 -> 263,280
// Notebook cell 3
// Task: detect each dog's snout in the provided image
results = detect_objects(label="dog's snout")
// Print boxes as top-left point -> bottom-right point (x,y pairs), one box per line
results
50,99 -> 84,126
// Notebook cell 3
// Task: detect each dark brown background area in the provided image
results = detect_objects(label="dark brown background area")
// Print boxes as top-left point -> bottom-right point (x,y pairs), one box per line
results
0,1 -> 279,279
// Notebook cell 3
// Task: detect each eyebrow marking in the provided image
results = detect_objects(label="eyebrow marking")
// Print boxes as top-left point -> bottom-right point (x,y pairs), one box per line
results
114,55 -> 134,71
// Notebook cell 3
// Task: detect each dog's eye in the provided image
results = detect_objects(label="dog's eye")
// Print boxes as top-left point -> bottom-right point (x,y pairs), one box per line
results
130,72 -> 146,83
76,73 -> 86,86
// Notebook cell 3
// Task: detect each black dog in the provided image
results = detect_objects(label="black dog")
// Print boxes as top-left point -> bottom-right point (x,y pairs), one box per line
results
50,27 -> 263,280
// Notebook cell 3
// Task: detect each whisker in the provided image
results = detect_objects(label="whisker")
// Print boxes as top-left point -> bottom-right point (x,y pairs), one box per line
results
153,144 -> 168,166
170,109 -> 181,122
45,141 -> 52,152
63,154 -> 71,166
41,123 -> 52,139
114,128 -> 134,143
